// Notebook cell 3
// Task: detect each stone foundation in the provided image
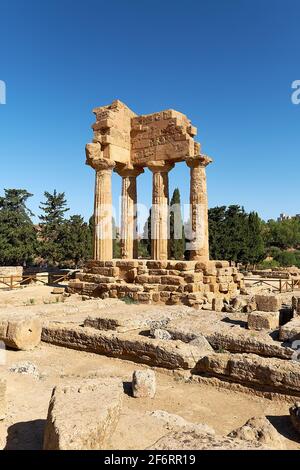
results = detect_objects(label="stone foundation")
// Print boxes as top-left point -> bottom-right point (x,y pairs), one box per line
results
68,259 -> 244,307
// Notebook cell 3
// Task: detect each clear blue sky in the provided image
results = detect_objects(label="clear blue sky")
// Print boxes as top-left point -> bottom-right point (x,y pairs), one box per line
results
1,0 -> 300,228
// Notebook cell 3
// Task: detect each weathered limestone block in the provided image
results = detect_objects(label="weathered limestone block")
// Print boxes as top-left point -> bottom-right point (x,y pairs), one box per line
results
255,294 -> 281,312
149,429 -> 268,450
248,311 -> 280,331
147,261 -> 168,269
161,276 -> 185,286
0,315 -> 42,350
212,298 -> 224,312
51,287 -> 65,295
292,296 -> 300,316
43,378 -> 123,450
150,329 -> 172,340
279,317 -> 300,341
42,324 -> 206,369
228,416 -> 285,449
205,330 -> 293,359
132,370 -> 156,398
195,352 -> 300,393
0,379 -> 6,420
289,402 -> 300,434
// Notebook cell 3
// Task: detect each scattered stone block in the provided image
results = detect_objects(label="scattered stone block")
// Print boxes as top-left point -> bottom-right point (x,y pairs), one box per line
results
289,402 -> 300,434
132,369 -> 156,398
292,296 -> 300,316
43,378 -> 123,450
212,297 -> 223,312
255,294 -> 281,312
195,352 -> 300,393
150,329 -> 172,340
248,311 -> 279,330
228,416 -> 285,449
51,287 -> 65,294
0,314 -> 42,350
0,379 -> 6,420
248,311 -> 279,331
279,317 -> 300,342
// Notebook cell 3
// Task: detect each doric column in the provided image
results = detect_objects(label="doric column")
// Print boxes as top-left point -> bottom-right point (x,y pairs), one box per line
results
93,159 -> 115,261
186,155 -> 212,261
116,164 -> 144,259
148,161 -> 174,260
85,143 -> 115,261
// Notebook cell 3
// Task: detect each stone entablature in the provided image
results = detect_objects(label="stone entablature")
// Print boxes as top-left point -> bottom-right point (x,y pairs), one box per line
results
86,100 -> 212,262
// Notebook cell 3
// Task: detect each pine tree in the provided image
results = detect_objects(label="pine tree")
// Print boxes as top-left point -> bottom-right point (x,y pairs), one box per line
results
0,189 -> 37,265
170,188 -> 184,259
39,190 -> 69,265
59,215 -> 92,267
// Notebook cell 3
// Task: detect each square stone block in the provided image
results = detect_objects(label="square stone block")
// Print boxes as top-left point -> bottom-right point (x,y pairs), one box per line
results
248,311 -> 280,331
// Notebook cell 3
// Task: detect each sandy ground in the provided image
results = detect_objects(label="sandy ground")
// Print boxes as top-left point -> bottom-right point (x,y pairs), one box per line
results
0,343 -> 300,450
0,285 -> 67,308
0,284 -> 300,450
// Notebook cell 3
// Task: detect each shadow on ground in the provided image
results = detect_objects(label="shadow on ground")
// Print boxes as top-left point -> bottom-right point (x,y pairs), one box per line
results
267,415 -> 300,445
5,419 -> 46,450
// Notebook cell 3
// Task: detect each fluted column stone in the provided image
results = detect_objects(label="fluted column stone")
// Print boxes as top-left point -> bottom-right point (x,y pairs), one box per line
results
187,155 -> 212,261
117,165 -> 144,259
148,161 -> 174,260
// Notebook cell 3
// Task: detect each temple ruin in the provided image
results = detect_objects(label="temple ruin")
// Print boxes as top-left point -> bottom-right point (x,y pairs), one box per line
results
69,100 -> 244,306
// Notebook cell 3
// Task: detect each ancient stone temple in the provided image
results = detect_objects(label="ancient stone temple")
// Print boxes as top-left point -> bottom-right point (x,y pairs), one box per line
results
69,100 -> 244,307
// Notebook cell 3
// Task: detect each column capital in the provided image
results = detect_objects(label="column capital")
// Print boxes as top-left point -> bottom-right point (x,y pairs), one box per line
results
85,142 -> 116,171
186,154 -> 213,168
147,160 -> 175,173
115,163 -> 144,178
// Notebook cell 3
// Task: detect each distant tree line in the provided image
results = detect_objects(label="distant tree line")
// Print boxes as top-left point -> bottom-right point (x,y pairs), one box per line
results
1,188 -> 300,268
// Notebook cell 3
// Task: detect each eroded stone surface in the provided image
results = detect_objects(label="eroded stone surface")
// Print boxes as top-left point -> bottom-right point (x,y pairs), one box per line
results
43,378 -> 123,450
0,314 -> 41,350
248,311 -> 279,331
148,429 -> 268,450
195,352 -> 300,394
255,294 -> 282,312
228,416 -> 285,449
132,370 -> 156,398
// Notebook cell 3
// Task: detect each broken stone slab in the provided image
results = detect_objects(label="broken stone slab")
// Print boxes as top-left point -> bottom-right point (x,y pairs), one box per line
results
132,370 -> 156,398
205,329 -> 293,359
289,402 -> 300,434
248,311 -> 280,331
83,307 -> 184,333
280,317 -> 300,342
212,298 -> 224,312
165,315 -> 294,359
150,329 -> 172,340
148,429 -> 268,450
292,296 -> 300,316
148,410 -> 215,435
42,324 -> 205,369
228,416 -> 285,449
51,287 -> 65,294
0,314 -> 42,350
194,352 -> 300,395
43,378 -> 123,450
255,294 -> 282,312
0,379 -> 6,420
